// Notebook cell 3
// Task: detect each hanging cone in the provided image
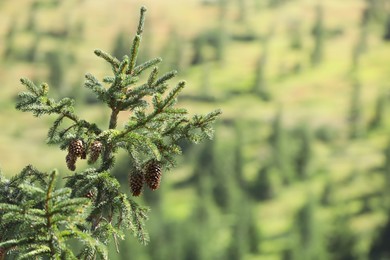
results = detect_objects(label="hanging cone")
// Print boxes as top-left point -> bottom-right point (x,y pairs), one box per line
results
88,140 -> 102,164
66,153 -> 77,171
85,190 -> 96,200
129,169 -> 144,196
0,247 -> 6,259
144,159 -> 162,190
68,139 -> 85,158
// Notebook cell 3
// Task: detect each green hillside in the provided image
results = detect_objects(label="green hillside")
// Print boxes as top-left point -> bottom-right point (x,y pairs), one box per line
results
1,0 -> 390,259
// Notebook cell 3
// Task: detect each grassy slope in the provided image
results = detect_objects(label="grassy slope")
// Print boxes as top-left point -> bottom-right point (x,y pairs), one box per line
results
1,0 -> 390,258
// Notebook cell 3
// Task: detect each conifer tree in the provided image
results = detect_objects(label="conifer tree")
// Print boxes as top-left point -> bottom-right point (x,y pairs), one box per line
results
199,62 -> 212,100
269,109 -> 293,185
369,212 -> 390,259
364,0 -> 388,24
3,22 -> 16,60
320,180 -> 334,206
369,91 -> 386,130
227,200 -> 261,259
216,0 -> 228,64
327,214 -> 357,260
252,40 -> 270,100
294,125 -> 312,180
383,15 -> 390,41
212,141 -> 237,211
233,122 -> 246,189
348,79 -> 364,139
293,196 -> 327,260
351,22 -> 368,72
250,164 -> 274,201
0,6 -> 221,259
310,4 -> 325,67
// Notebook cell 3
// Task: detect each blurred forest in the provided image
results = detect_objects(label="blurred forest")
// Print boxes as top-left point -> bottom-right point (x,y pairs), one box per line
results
1,0 -> 390,259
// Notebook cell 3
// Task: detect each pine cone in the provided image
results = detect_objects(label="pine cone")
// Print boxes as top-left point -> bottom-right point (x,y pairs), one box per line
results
88,141 -> 102,164
0,247 -> 6,259
68,139 -> 85,158
66,153 -> 77,171
85,190 -> 96,200
129,169 -> 144,196
144,160 -> 162,190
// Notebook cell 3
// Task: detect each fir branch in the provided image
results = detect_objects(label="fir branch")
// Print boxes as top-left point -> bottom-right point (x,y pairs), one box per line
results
147,66 -> 159,86
118,56 -> 130,75
84,73 -> 107,102
94,49 -> 120,72
124,132 -> 162,161
18,247 -> 51,260
153,70 -> 178,87
158,81 -> 186,111
20,78 -> 41,96
47,114 -> 66,143
126,6 -> 147,75
137,6 -> 147,36
127,35 -> 141,75
129,200 -> 149,245
133,58 -> 162,76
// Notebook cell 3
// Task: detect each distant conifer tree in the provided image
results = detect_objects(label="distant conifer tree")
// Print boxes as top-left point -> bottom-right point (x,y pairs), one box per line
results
310,4 -> 325,66
320,180 -> 334,206
294,197 -> 327,260
233,122 -> 246,188
383,15 -> 390,41
227,200 -> 260,259
251,164 -> 274,200
269,109 -> 293,185
3,22 -> 16,59
369,212 -> 390,259
348,80 -> 364,139
351,24 -> 368,72
294,125 -> 312,180
0,6 -> 220,258
369,91 -> 386,130
327,215 -> 357,260
252,40 -> 271,100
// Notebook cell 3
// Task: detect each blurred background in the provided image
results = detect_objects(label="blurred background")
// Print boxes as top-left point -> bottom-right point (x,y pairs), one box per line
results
1,0 -> 390,259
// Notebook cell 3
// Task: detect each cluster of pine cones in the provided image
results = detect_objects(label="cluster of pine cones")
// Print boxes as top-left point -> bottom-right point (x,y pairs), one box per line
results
66,139 -> 102,171
129,159 -> 162,196
66,139 -> 163,197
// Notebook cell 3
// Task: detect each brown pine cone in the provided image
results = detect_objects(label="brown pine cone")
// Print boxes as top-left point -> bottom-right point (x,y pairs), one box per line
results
68,139 -> 85,158
66,153 -> 77,171
0,247 -> 6,259
88,141 -> 103,164
129,169 -> 144,196
85,190 -> 96,200
144,160 -> 162,190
